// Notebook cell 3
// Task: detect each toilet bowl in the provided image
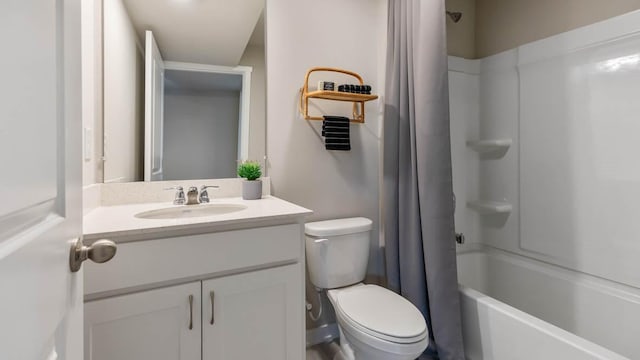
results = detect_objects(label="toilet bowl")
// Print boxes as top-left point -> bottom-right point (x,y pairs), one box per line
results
305,218 -> 429,360
328,284 -> 429,360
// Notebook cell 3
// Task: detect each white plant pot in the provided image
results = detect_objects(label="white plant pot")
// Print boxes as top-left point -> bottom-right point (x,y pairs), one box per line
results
242,179 -> 262,200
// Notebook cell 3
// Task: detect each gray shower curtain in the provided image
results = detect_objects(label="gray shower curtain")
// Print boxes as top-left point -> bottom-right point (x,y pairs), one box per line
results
383,1 -> 465,359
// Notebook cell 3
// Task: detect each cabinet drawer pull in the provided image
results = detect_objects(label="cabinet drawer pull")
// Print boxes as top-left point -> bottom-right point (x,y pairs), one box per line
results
210,291 -> 215,325
188,294 -> 194,330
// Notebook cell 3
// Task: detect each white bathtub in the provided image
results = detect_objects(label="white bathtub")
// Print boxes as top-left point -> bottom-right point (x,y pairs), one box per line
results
457,245 -> 640,360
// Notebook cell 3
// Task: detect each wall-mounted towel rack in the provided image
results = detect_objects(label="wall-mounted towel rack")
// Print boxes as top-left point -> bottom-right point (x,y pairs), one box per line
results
299,67 -> 378,123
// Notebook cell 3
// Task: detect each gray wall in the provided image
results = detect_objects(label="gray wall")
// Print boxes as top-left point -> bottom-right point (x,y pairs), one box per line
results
446,0 -> 477,59
266,0 -> 387,331
102,0 -> 145,183
81,0 -> 104,185
163,91 -> 240,180
266,0 -> 387,274
445,0 -> 640,59
239,45 -> 266,164
476,0 -> 640,57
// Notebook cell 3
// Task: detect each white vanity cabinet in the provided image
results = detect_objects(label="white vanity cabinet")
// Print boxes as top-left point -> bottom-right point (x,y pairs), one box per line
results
85,282 -> 202,360
83,221 -> 307,360
202,264 -> 300,360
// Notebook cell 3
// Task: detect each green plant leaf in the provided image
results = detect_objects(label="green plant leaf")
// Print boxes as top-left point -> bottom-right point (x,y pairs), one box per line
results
237,161 -> 262,181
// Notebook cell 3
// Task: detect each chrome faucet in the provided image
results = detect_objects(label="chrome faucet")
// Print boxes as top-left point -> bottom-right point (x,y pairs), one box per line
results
165,186 -> 186,205
199,185 -> 219,203
185,187 -> 200,205
169,185 -> 220,205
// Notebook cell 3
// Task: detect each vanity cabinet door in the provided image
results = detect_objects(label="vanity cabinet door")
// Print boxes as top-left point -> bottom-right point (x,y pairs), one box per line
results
202,264 -> 304,360
84,282 -> 201,360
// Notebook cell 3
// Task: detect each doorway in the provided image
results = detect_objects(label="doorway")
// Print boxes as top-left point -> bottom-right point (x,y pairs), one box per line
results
161,64 -> 251,180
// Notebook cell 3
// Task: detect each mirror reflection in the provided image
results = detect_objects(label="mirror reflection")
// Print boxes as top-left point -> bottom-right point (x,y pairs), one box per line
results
102,0 -> 265,182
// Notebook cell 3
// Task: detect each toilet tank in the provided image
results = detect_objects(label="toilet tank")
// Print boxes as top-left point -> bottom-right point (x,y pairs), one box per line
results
305,217 -> 373,289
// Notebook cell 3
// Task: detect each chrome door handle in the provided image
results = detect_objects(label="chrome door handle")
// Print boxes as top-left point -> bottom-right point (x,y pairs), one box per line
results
69,238 -> 117,272
188,294 -> 194,330
209,291 -> 215,325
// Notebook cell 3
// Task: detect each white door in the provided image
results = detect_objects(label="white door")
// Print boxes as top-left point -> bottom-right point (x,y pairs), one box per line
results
202,264 -> 304,360
144,30 -> 165,181
0,0 -> 83,359
85,282 -> 201,360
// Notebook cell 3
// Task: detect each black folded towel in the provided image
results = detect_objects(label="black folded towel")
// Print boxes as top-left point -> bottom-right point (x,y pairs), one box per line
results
323,116 -> 349,125
322,116 -> 351,151
322,127 -> 349,136
322,115 -> 350,137
322,123 -> 349,132
324,127 -> 349,132
325,138 -> 351,144
322,115 -> 349,121
326,144 -> 351,151
323,131 -> 350,138
322,124 -> 349,134
323,115 -> 349,120
322,121 -> 349,128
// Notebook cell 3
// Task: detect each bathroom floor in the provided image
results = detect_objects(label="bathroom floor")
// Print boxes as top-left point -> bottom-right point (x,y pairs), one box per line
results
306,345 -> 331,360
306,343 -> 335,360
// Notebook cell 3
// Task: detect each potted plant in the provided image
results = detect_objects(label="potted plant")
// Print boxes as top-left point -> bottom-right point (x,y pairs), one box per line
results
237,160 -> 262,200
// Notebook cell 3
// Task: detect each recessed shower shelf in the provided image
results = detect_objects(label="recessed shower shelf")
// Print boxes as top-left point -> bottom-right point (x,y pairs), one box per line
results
466,139 -> 512,153
467,200 -> 512,214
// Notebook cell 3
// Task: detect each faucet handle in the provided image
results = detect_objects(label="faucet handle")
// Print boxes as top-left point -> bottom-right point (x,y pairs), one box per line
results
199,185 -> 219,203
164,186 -> 185,205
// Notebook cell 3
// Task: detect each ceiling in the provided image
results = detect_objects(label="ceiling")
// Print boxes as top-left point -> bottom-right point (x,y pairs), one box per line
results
164,69 -> 242,93
122,0 -> 264,66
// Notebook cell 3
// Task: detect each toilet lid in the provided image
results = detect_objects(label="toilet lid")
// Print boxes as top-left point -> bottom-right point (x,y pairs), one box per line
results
334,285 -> 427,341
305,217 -> 372,237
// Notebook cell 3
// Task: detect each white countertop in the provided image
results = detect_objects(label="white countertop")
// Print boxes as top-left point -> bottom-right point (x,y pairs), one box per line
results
83,196 -> 313,242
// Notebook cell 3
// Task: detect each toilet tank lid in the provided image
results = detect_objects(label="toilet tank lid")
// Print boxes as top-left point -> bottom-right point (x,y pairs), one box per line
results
305,217 -> 373,237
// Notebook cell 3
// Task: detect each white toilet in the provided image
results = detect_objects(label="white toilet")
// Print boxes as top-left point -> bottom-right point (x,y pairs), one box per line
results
305,217 -> 429,360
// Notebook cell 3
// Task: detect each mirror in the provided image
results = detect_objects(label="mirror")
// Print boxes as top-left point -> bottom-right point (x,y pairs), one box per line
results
101,0 -> 265,182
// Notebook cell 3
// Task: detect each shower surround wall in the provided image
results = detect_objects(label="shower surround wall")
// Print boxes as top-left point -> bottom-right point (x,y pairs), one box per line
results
450,10 -> 640,358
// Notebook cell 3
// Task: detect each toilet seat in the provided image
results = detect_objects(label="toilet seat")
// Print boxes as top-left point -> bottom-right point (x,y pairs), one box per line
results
329,285 -> 428,344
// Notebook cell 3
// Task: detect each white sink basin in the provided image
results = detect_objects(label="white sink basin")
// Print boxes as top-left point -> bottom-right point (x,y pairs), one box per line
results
135,203 -> 247,220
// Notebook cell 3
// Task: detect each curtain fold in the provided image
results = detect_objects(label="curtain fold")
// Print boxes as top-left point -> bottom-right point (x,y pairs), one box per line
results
383,1 -> 465,359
